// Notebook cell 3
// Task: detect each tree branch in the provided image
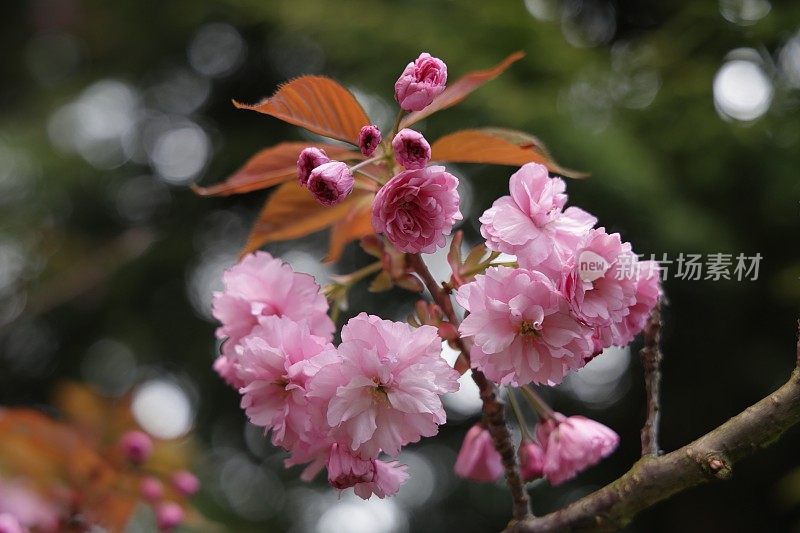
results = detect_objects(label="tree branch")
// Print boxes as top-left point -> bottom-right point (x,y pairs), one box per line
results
639,301 -> 663,456
408,253 -> 532,522
508,364 -> 800,532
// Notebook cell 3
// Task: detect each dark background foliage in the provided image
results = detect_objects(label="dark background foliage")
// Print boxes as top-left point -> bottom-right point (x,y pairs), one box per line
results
0,0 -> 799,531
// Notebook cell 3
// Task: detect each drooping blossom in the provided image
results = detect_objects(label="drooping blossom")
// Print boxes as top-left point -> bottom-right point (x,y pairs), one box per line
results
308,313 -> 459,458
307,161 -> 354,206
358,125 -> 382,157
118,430 -> 153,465
326,443 -> 409,499
155,502 -> 184,531
479,163 -> 596,278
371,166 -> 462,254
456,267 -> 594,386
518,439 -> 546,481
171,471 -> 200,497
535,413 -> 619,485
212,252 -> 334,387
139,477 -> 164,502
235,315 -> 337,451
564,228 -> 638,328
296,147 -> 330,187
0,513 -> 25,533
394,52 -> 447,111
453,424 -> 503,482
392,128 -> 431,170
0,480 -> 59,532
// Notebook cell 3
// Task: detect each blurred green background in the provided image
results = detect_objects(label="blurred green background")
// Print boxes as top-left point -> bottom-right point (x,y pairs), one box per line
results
1,0 -> 799,531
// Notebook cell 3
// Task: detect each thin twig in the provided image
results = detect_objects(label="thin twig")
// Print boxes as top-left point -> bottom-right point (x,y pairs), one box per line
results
407,253 -> 532,522
639,300 -> 664,457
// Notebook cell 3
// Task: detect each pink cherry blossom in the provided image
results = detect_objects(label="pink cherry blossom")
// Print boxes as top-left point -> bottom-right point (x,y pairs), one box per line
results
371,165 -> 462,254
456,266 -> 594,386
308,313 -> 459,458
479,163 -> 596,278
0,480 -> 59,532
518,440 -> 546,481
326,443 -> 409,499
212,251 -> 334,387
564,228 -> 638,328
171,471 -> 200,497
297,147 -> 330,187
535,413 -> 619,486
358,125 -> 381,157
155,502 -> 184,531
453,424 -> 504,482
394,53 -> 447,111
392,128 -> 431,170
0,513 -> 25,533
307,161 -> 354,206
235,315 -> 336,451
139,476 -> 164,502
119,430 -> 153,464
595,259 -> 661,348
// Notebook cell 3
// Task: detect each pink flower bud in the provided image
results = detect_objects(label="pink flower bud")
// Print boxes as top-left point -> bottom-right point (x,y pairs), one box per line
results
358,125 -> 382,157
297,147 -> 330,187
119,430 -> 153,465
155,502 -> 184,531
307,161 -> 354,206
391,128 -> 431,170
518,440 -> 546,481
454,424 -> 503,482
394,53 -> 447,111
171,470 -> 200,496
139,476 -> 164,502
0,513 -> 25,533
535,413 -> 619,485
325,444 -> 409,500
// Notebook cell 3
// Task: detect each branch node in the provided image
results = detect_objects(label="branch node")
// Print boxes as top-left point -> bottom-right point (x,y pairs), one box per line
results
703,454 -> 732,480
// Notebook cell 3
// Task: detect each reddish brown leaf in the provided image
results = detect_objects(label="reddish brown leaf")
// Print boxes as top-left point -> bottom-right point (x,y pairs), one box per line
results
400,51 -> 525,129
242,182 -> 372,256
234,76 -> 371,144
193,142 -> 362,197
326,195 -> 375,262
430,128 -> 586,178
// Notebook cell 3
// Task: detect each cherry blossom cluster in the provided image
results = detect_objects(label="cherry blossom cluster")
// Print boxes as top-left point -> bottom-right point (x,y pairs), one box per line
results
212,52 -> 661,500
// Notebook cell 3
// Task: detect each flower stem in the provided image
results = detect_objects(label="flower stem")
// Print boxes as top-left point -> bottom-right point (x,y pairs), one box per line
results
391,108 -> 407,138
521,386 -> 556,421
349,156 -> 383,173
507,388 -> 532,441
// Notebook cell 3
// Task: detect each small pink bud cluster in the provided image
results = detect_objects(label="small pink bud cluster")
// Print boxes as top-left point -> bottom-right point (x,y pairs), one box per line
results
457,162 -> 662,387
212,253 -> 460,500
296,147 -> 354,206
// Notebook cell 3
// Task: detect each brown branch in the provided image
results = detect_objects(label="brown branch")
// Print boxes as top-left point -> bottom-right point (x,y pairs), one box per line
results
508,363 -> 800,532
639,301 -> 663,456
407,253 -> 532,522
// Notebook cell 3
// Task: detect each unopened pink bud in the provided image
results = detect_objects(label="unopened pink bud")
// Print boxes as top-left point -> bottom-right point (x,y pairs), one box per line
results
119,430 -> 153,465
156,502 -> 184,531
297,147 -> 330,187
518,440 -> 546,481
307,161 -> 354,206
454,424 -> 503,482
171,470 -> 201,496
392,129 -> 431,170
139,476 -> 164,502
394,53 -> 448,111
358,125 -> 382,157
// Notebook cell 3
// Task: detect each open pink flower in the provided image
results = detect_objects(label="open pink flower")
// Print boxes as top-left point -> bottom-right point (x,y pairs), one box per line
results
0,513 -> 25,533
235,315 -> 336,451
535,413 -> 619,485
394,53 -> 447,111
595,260 -> 661,348
564,228 -> 638,328
326,443 -> 409,499
372,165 -> 462,254
212,252 -> 334,387
392,128 -> 431,170
454,424 -> 503,482
0,480 -> 59,532
518,440 -> 546,481
456,267 -> 594,386
308,313 -> 459,458
307,161 -> 354,206
297,147 -> 330,187
479,163 -> 596,278
358,125 -> 382,157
